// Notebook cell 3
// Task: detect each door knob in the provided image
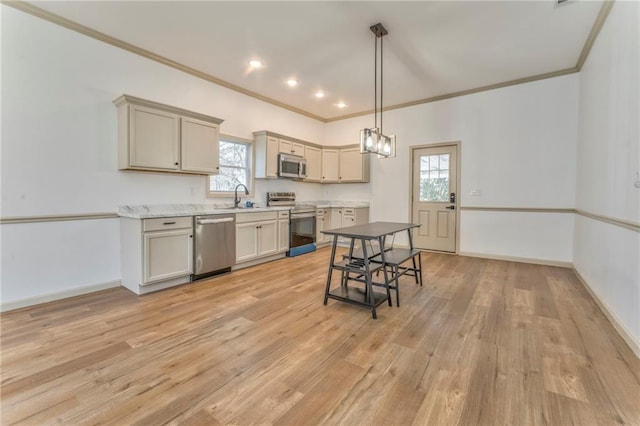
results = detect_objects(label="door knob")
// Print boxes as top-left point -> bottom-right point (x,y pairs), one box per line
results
445,205 -> 455,210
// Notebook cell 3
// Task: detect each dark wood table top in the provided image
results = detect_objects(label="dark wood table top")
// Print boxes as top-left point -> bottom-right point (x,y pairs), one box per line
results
321,221 -> 420,239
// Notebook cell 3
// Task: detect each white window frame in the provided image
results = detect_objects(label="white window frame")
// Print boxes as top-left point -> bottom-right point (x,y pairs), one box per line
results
207,134 -> 254,198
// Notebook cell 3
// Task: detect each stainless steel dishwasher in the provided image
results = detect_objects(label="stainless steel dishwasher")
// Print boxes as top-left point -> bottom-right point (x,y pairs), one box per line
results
193,214 -> 235,280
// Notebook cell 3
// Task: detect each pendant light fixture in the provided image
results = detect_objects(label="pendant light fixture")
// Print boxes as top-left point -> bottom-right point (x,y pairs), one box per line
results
360,22 -> 396,158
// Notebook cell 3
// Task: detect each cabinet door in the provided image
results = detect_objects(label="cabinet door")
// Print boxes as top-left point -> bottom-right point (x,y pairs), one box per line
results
330,208 -> 342,229
278,219 -> 290,252
322,210 -> 332,242
258,220 -> 278,256
130,105 -> 180,170
355,208 -> 370,225
143,229 -> 192,285
343,213 -> 356,227
322,149 -> 340,182
266,136 -> 279,178
339,148 -> 364,182
181,117 -> 219,174
304,146 -> 322,181
236,222 -> 259,263
291,142 -> 305,156
316,211 -> 331,243
279,139 -> 293,154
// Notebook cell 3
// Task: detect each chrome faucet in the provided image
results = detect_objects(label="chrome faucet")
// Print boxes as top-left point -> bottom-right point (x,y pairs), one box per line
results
234,183 -> 249,208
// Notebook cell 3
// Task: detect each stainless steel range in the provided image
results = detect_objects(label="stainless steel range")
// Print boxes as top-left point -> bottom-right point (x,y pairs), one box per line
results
267,192 -> 316,257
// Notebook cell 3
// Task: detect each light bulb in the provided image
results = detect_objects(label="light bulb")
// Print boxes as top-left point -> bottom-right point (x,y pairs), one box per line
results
365,130 -> 373,148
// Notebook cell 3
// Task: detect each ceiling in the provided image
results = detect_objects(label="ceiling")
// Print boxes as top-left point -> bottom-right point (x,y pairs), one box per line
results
25,1 -> 606,121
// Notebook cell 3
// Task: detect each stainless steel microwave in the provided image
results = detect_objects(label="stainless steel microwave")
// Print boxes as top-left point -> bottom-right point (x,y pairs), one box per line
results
278,153 -> 307,179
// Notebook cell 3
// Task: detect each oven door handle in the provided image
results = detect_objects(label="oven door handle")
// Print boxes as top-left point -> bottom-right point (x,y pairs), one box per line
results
291,213 -> 316,219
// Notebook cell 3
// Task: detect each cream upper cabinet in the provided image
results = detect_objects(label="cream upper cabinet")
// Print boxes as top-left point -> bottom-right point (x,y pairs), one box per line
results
253,131 -> 368,184
304,146 -> 322,182
114,95 -> 223,175
322,149 -> 340,182
181,117 -> 220,174
339,147 -> 370,182
278,139 -> 292,154
128,105 -> 180,170
291,142 -> 305,156
279,139 -> 304,156
254,133 -> 279,178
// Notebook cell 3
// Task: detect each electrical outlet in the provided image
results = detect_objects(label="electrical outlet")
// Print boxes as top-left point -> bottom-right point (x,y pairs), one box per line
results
470,189 -> 482,197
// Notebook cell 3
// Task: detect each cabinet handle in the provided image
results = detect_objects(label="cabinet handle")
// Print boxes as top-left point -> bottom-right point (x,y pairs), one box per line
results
189,235 -> 193,238
174,162 -> 179,166
163,221 -> 176,225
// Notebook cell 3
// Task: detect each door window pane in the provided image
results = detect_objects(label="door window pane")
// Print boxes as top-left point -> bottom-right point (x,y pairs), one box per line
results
419,154 -> 450,201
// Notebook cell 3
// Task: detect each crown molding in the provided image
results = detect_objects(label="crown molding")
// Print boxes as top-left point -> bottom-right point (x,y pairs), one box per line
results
2,0 -> 326,123
3,0 -> 614,123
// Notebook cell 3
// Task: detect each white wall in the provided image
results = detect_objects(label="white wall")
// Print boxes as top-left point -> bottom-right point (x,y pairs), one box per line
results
325,75 -> 579,259
574,1 -> 640,349
0,6 -> 325,305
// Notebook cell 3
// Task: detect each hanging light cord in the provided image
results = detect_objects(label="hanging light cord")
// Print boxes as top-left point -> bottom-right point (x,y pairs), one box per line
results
374,33 -> 378,131
380,32 -> 383,136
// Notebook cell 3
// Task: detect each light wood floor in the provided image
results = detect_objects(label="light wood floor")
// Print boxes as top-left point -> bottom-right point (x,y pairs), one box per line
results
1,249 -> 639,425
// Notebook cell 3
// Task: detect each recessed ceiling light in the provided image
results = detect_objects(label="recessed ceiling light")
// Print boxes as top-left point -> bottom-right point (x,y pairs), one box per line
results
336,102 -> 348,108
315,91 -> 325,99
249,60 -> 263,69
287,78 -> 298,87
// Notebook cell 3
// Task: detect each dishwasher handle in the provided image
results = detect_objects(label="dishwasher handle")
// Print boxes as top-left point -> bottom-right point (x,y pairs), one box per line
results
196,217 -> 234,225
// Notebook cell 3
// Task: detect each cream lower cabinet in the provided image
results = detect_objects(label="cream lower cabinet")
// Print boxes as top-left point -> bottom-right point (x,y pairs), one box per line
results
143,228 -> 193,284
316,208 -> 332,245
278,210 -> 290,253
329,207 -> 369,244
120,216 -> 193,295
236,212 -> 278,263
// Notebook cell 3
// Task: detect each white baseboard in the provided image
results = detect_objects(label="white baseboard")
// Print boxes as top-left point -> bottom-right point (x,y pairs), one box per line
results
572,268 -> 640,359
0,280 -> 121,312
232,253 -> 286,270
458,251 -> 573,268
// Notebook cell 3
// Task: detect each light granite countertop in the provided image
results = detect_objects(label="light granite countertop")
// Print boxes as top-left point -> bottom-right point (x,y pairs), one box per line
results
118,201 -> 369,219
308,201 -> 369,209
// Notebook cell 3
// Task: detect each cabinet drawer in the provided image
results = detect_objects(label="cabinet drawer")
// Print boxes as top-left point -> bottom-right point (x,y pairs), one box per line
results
143,216 -> 192,232
278,210 -> 290,219
343,208 -> 356,216
236,211 -> 278,223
